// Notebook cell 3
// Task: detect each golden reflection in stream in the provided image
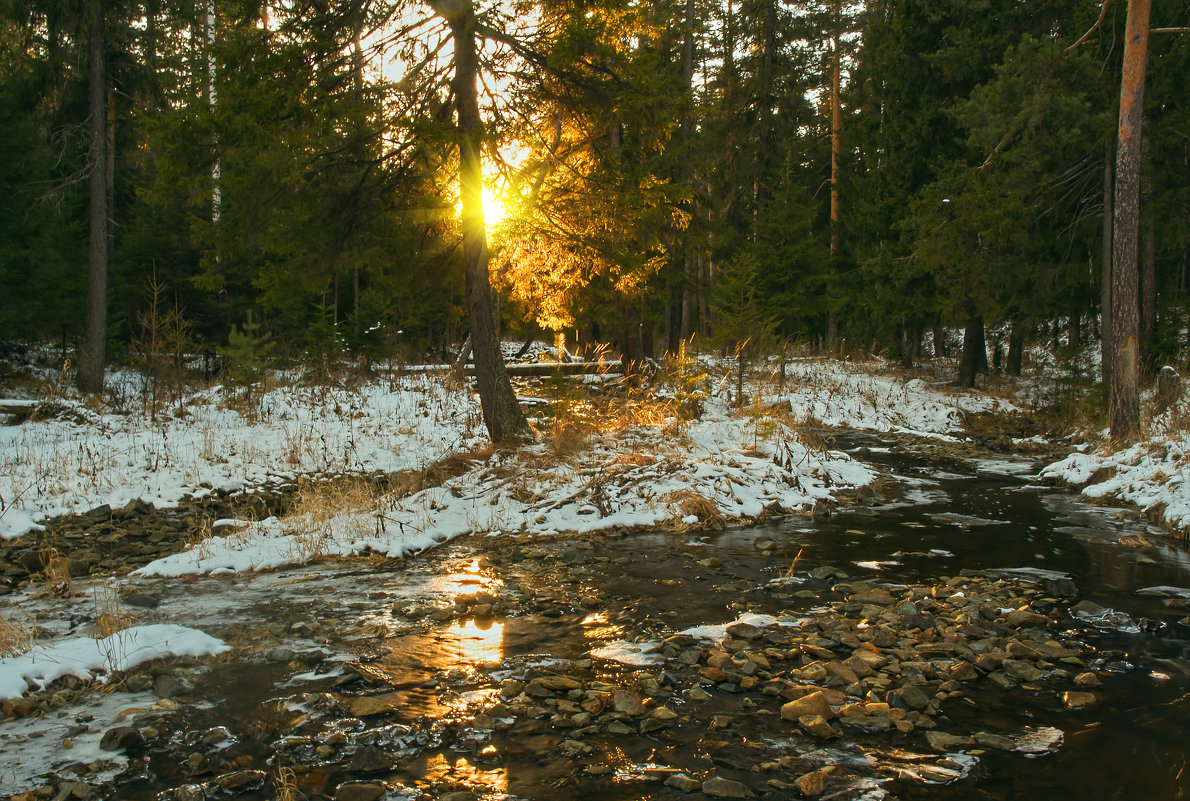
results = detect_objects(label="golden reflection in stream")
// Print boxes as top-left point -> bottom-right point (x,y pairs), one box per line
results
420,751 -> 508,795
449,619 -> 505,666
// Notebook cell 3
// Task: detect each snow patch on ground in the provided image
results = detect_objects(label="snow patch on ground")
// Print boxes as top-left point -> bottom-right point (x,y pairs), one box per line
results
0,624 -> 230,700
0,374 -> 479,539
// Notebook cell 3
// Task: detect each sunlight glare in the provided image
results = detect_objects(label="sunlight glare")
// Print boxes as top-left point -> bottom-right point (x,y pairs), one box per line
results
482,186 -> 507,228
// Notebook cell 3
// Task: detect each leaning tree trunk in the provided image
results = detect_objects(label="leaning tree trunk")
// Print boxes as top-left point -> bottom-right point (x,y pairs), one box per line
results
79,0 -> 108,394
1109,0 -> 1150,441
447,4 -> 530,443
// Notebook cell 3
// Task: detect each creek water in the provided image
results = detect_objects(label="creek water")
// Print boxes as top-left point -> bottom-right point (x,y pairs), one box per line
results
15,435 -> 1190,801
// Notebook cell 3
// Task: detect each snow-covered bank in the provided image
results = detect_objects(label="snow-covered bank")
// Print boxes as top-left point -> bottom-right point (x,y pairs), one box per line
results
776,358 -> 1019,438
1041,404 -> 1190,533
0,373 -> 479,539
136,396 -> 876,576
0,624 -> 229,700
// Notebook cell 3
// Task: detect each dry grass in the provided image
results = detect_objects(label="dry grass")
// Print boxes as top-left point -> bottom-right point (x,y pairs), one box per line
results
90,587 -> 135,639
273,763 -> 303,801
0,612 -> 34,657
36,544 -> 73,595
664,490 -> 725,532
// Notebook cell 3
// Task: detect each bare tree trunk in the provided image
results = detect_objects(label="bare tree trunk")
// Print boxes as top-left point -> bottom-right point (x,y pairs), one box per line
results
1109,0 -> 1150,441
446,4 -> 530,442
1101,145 -> 1113,390
79,0 -> 108,394
1007,321 -> 1025,376
826,0 -> 842,354
958,316 -> 985,388
932,324 -> 947,358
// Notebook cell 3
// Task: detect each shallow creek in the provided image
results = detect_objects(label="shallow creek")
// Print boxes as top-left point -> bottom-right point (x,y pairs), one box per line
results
4,435 -> 1190,801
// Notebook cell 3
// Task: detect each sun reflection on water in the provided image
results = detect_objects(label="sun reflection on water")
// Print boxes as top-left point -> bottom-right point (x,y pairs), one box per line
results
449,619 -> 505,666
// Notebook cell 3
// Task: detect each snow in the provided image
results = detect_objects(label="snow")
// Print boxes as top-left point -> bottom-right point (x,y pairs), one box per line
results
1039,396 -> 1190,532
0,374 -> 479,539
0,624 -> 230,700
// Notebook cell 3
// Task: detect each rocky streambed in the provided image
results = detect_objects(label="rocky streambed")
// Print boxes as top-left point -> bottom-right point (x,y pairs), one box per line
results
3,438 -> 1190,801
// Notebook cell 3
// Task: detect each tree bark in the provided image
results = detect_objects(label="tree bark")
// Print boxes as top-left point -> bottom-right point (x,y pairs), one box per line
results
1109,0 -> 1150,441
958,316 -> 985,388
1101,145 -> 1113,390
1007,321 -> 1025,376
447,4 -> 530,443
79,0 -> 108,394
826,0 -> 842,355
932,324 -> 947,358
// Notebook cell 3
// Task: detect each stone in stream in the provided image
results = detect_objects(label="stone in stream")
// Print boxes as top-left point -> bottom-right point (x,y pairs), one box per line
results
973,731 -> 1017,751
335,784 -> 386,801
701,776 -> 755,798
725,622 -> 763,640
925,731 -> 974,752
347,745 -> 394,772
780,691 -> 833,721
613,689 -> 646,716
1061,691 -> 1097,710
794,767 -> 834,798
1073,672 -> 1102,687
798,714 -> 840,739
665,774 -> 702,792
214,771 -> 267,791
887,684 -> 931,711
99,726 -> 143,752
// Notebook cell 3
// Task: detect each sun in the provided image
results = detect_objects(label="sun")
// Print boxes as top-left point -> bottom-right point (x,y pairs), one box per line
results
482,186 -> 507,228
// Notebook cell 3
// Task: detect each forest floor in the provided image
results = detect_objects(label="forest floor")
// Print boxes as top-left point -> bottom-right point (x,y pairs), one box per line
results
2,346 -> 1190,799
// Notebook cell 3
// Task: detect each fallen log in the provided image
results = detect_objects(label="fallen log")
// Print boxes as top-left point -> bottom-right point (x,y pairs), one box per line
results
489,360 -> 622,377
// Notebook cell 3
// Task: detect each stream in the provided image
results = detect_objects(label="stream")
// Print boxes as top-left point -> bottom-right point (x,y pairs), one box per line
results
4,434 -> 1189,801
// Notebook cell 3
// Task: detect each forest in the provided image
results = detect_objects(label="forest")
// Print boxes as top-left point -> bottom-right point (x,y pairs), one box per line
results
2,0 -> 1187,427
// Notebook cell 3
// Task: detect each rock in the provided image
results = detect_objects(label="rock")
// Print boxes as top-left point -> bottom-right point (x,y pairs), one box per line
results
613,690 -> 646,716
172,785 -> 204,801
794,768 -> 833,797
852,588 -> 894,605
121,592 -> 161,609
701,776 -> 754,798
350,693 -> 402,717
1006,609 -> 1049,628
153,674 -> 185,700
755,539 -> 777,552
534,675 -> 582,691
1071,600 -> 1105,616
823,661 -> 859,685
266,647 -> 297,663
780,691 -> 832,721
606,721 -> 634,735
99,726 -> 143,752
215,771 -> 267,791
347,745 -> 393,772
925,731 -> 974,752
687,687 -> 711,702
1073,672 -> 1101,687
726,622 -> 764,640
1061,691 -> 1097,710
666,774 -> 702,792
54,782 -> 92,799
335,784 -> 386,801
887,685 -> 931,711
974,732 -> 1017,751
652,706 -> 679,721
798,714 -> 839,739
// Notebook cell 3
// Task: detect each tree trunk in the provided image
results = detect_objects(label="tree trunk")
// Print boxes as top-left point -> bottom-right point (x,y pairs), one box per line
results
79,0 -> 108,394
1101,145 -> 1113,390
958,316 -> 985,388
1141,213 -> 1156,348
932,324 -> 947,358
447,4 -> 530,443
900,328 -> 913,369
1109,0 -> 1150,441
1007,321 -> 1025,376
826,1 -> 842,355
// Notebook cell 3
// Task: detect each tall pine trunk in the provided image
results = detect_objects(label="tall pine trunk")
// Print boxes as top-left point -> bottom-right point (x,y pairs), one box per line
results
1101,145 -> 1113,392
1109,0 -> 1151,441
79,0 -> 108,394
447,4 -> 530,443
959,316 -> 985,388
826,0 -> 842,355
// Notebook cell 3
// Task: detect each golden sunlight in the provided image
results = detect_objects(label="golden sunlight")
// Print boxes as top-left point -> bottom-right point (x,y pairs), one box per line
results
482,186 -> 507,228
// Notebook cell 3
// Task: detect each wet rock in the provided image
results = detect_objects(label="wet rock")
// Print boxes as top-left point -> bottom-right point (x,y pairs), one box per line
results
438,793 -> 478,801
613,690 -> 646,716
726,622 -> 763,640
265,647 -> 297,663
214,770 -> 267,792
606,721 -> 634,735
973,732 -> 1017,751
780,691 -> 832,722
2,696 -> 39,718
349,693 -> 401,717
335,784 -> 386,801
666,774 -> 702,792
1061,691 -> 1097,710
99,726 -> 142,752
852,588 -> 895,605
1073,672 -> 1101,687
925,731 -> 974,752
533,675 -> 582,692
347,745 -> 393,772
701,776 -> 754,798
172,785 -> 204,801
798,714 -> 840,739
823,661 -> 859,685
794,767 -> 834,798
122,592 -> 161,609
887,684 -> 930,711
1005,609 -> 1049,628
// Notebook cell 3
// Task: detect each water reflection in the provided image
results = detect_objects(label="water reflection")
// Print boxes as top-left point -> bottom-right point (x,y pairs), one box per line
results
450,619 -> 504,666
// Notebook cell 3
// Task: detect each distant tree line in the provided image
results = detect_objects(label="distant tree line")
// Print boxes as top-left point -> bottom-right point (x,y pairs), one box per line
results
1,0 -> 1187,427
